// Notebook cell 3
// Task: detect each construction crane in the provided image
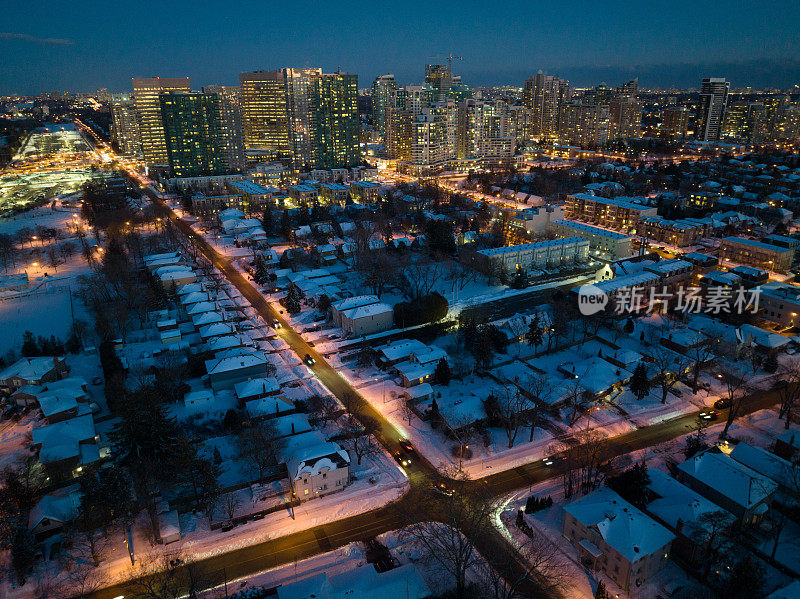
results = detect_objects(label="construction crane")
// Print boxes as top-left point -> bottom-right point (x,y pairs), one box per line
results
429,53 -> 463,73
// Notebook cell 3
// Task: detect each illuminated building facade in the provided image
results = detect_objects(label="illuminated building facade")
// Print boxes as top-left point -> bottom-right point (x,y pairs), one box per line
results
160,91 -> 227,178
110,92 -> 142,157
312,71 -> 360,170
202,85 -> 246,172
132,76 -> 191,169
239,70 -> 293,163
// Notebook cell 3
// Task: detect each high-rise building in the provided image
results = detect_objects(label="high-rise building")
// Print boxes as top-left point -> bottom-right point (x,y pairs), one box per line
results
285,67 -> 323,171
506,105 -> 532,143
132,76 -> 191,169
110,92 -> 142,157
697,77 -> 729,141
661,107 -> 690,140
608,79 -> 642,139
239,70 -> 293,163
371,74 -> 397,139
159,91 -> 227,178
411,103 -> 454,167
522,72 -> 571,141
457,99 -> 514,161
311,72 -> 360,170
202,85 -> 245,172
560,103 -> 611,148
385,87 -> 416,161
424,64 -> 453,103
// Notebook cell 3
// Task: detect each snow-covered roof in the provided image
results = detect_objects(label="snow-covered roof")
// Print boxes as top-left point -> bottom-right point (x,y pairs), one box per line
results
32,415 -> 97,464
29,484 -> 81,530
678,451 -> 778,509
280,431 -> 349,480
272,413 -> 312,438
729,443 -> 799,491
645,468 -> 734,541
205,353 -> 267,375
341,302 -> 393,320
738,324 -> 790,350
331,295 -> 379,312
379,339 -> 427,362
245,395 -> 294,419
275,563 -> 431,599
0,357 -> 60,383
564,487 -> 675,562
235,377 -> 280,400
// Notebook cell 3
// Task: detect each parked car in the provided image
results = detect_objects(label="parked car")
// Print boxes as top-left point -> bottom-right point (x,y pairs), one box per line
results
714,398 -> 731,410
303,354 -> 315,366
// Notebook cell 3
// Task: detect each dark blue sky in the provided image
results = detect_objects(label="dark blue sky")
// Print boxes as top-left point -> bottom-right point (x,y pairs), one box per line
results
2,0 -> 799,94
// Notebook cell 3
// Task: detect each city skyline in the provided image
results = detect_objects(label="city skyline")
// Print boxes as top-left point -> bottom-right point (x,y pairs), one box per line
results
2,0 -> 800,94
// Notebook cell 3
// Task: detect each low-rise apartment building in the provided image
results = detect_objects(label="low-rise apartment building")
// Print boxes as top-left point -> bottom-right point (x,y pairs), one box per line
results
469,237 -> 589,274
636,216 -> 704,247
719,237 -> 794,273
506,205 -> 565,240
565,193 -> 658,230
550,219 -> 633,260
349,180 -> 381,204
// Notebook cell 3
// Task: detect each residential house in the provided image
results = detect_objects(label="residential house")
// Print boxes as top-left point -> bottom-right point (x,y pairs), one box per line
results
676,450 -> 778,524
643,468 -> 735,566
561,487 -> 674,591
280,431 -> 350,501
0,357 -> 67,393
205,353 -> 271,391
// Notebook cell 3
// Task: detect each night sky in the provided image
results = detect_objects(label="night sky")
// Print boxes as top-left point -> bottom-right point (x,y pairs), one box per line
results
2,0 -> 799,94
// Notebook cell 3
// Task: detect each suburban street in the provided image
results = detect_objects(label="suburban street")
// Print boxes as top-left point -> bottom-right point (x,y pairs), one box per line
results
80,172 -> 786,599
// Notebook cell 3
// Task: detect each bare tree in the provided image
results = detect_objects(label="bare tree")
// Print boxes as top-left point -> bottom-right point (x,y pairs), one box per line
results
489,385 -> 527,449
239,421 -> 282,483
686,336 -> 718,393
124,549 -> 210,599
400,472 -> 495,599
340,413 -> 380,466
561,429 -> 608,498
646,344 -> 691,403
399,260 -> 443,300
774,357 -> 800,429
719,367 -> 751,439
524,373 -> 552,442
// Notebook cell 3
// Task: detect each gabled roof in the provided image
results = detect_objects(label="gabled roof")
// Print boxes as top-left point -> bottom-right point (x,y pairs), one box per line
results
0,357 -> 59,382
645,468 -> 734,541
678,450 -> 778,509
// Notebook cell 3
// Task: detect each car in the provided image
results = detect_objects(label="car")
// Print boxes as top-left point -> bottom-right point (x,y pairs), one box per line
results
699,410 -> 719,421
714,398 -> 731,410
398,439 -> 415,454
303,354 -> 315,366
430,483 -> 454,497
394,451 -> 412,468
91,376 -> 103,385
272,320 -> 282,329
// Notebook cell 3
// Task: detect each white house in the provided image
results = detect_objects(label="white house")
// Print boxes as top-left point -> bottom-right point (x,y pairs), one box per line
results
279,431 -> 350,502
676,450 -> 778,524
339,303 -> 394,337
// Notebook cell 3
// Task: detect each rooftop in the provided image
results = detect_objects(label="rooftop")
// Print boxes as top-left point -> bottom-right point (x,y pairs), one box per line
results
564,487 -> 675,562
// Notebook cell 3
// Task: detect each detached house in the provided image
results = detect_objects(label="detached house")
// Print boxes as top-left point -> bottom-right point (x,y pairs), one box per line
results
280,431 -> 350,502
0,356 -> 68,393
676,450 -> 777,524
562,487 -> 674,591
